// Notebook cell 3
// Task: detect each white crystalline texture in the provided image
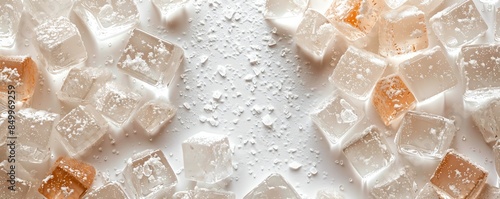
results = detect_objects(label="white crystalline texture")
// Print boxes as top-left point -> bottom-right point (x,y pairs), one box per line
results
477,183 -> 500,199
73,0 -> 139,39
396,111 -> 456,159
330,46 -> 387,99
172,188 -> 236,199
134,100 -> 176,137
316,189 -> 344,199
343,126 -> 394,178
91,82 -> 142,125
379,6 -> 428,57
495,141 -> 500,177
384,0 -> 408,9
57,67 -> 111,104
295,9 -> 336,58
83,182 -> 129,199
0,0 -> 22,47
461,44 -> 500,92
123,149 -> 177,199
24,0 -> 74,22
34,17 -> 87,73
152,0 -> 189,20
415,183 -> 440,199
182,132 -> 233,184
430,0 -> 487,48
243,173 -> 301,199
472,98 -> 500,143
264,0 -> 308,19
55,105 -> 108,157
0,160 -> 35,198
399,46 -> 457,102
310,92 -> 364,144
117,29 -> 184,86
407,0 -> 443,14
371,167 -> 418,199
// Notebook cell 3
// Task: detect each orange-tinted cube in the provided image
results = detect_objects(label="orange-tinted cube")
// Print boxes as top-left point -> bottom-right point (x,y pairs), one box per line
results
0,55 -> 37,105
372,75 -> 416,126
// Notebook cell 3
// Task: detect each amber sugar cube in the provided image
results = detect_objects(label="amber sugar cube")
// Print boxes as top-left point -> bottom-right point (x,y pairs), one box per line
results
0,55 -> 37,104
430,150 -> 488,199
372,75 -> 416,126
38,157 -> 96,199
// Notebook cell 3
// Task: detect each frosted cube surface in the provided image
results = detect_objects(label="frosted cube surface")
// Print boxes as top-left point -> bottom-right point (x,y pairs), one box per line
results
243,173 -> 301,199
34,17 -> 87,73
471,98 -> 500,143
316,189 -> 344,199
91,82 -> 142,125
24,0 -> 73,22
416,183 -> 439,199
330,46 -> 387,99
0,56 -> 38,105
399,46 -> 457,102
395,111 -> 456,159
478,183 -> 500,199
343,126 -> 394,178
310,91 -> 364,144
117,29 -> 184,86
134,100 -> 176,137
371,168 -> 418,199
55,105 -> 108,157
57,67 -> 111,104
83,182 -> 128,199
182,132 -> 232,183
461,44 -> 500,91
295,9 -> 336,58
123,149 -> 176,199
372,75 -> 416,126
430,150 -> 488,199
263,0 -> 308,19
0,160 -> 35,198
430,0 -> 487,48
152,0 -> 189,20
0,0 -> 22,47
495,141 -> 500,176
379,6 -> 428,57
73,0 -> 139,39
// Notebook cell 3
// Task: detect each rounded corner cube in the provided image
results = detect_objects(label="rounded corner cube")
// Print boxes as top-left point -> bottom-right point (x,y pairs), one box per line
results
243,173 -> 301,199
117,29 -> 184,87
182,132 -> 233,184
460,44 -> 500,91
91,83 -> 142,126
295,9 -> 336,58
134,100 -> 177,137
57,67 -> 112,104
372,74 -> 416,126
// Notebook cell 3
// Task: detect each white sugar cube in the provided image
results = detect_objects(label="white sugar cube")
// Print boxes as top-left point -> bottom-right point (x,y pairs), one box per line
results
134,99 -> 176,137
57,67 -> 111,104
90,82 -> 142,125
243,173 -> 301,199
83,182 -> 129,199
472,98 -> 500,143
0,0 -> 22,47
295,9 -> 337,58
263,0 -> 308,19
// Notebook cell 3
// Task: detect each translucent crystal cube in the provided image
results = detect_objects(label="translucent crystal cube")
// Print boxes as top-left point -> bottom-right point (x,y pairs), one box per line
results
461,44 -> 500,92
24,0 -> 74,22
73,0 -> 139,39
182,132 -> 232,184
83,182 -> 129,199
243,173 -> 301,199
38,157 -> 96,199
325,0 -> 385,41
134,99 -> 176,137
152,0 -> 189,20
477,183 -> 500,199
0,160 -> 35,198
316,189 -> 344,199
90,82 -> 142,125
117,29 -> 184,86
384,0 -> 408,9
471,98 -> 500,143
399,46 -> 457,102
57,67 -> 111,104
495,141 -> 500,176
343,126 -> 394,178
295,9 -> 336,58
263,0 -> 308,19
0,0 -> 22,47
407,0 -> 443,14
430,150 -> 488,199
173,188 -> 235,199
330,46 -> 387,99
379,6 -> 428,57
0,55 -> 38,105
372,74 -> 416,126
416,183 -> 439,199
310,91 -> 364,145
55,105 -> 108,157
371,167 -> 418,199
395,111 -> 456,159
34,17 -> 87,73
429,0 -> 487,48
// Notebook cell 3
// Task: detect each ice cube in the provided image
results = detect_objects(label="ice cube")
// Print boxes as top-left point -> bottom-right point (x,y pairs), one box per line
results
330,46 -> 387,99
117,29 -> 184,86
310,91 -> 364,144
263,0 -> 308,19
399,46 -> 457,102
0,160 -> 35,198
73,0 -> 139,39
57,67 -> 111,104
430,150 -> 488,199
477,183 -> 500,199
407,0 -> 443,14
34,17 -> 87,73
343,126 -> 394,178
172,188 -> 235,199
38,157 -> 96,199
471,98 -> 500,143
372,74 -> 416,126
123,149 -> 177,199
90,82 -> 142,125
55,105 -> 108,157
243,173 -> 301,199
295,9 -> 336,58
83,182 -> 128,199
0,0 -> 22,47
415,183 -> 439,199
461,44 -> 500,92
182,132 -> 232,183
384,0 -> 408,9
152,0 -> 189,20
379,6 -> 428,57
429,0 -> 487,48
371,167 -> 418,199
134,99 -> 176,137
494,140 -> 500,176
395,111 -> 456,159
316,189 -> 344,199
325,0 -> 385,41
0,55 -> 38,105
24,0 -> 73,22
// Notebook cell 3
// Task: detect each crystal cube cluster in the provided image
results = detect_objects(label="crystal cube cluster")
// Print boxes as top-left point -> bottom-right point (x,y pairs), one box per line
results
243,173 -> 301,199
472,98 -> 500,143
372,74 -> 416,126
0,0 -> 22,47
134,99 -> 176,137
263,0 -> 309,19
90,82 -> 142,125
295,9 -> 336,58
83,182 -> 129,199
0,55 -> 38,105
24,0 -> 74,22
57,67 -> 111,104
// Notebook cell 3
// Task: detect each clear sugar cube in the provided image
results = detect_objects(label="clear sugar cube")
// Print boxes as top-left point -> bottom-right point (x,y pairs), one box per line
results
0,0 -> 22,47
461,44 -> 500,92
24,0 -> 73,22
371,167 -> 418,199
90,82 -> 142,125
472,98 -> 500,143
83,182 -> 128,199
134,99 -> 176,137
296,9 -> 336,58
263,0 -> 308,19
57,67 -> 111,104
243,173 -> 301,199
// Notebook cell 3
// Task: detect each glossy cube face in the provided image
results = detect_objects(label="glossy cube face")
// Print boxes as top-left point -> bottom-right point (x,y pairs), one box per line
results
263,0 -> 308,19
0,56 -> 37,105
83,182 -> 128,199
0,0 -> 22,47
296,9 -> 336,58
430,0 -> 487,48
372,75 -> 416,126
134,100 -> 176,137
371,168 -> 418,199
57,67 -> 111,104
91,83 -> 142,125
472,98 -> 500,143
461,44 -> 500,91
152,0 -> 189,20
430,150 -> 488,199
24,0 -> 74,22
243,173 -> 301,199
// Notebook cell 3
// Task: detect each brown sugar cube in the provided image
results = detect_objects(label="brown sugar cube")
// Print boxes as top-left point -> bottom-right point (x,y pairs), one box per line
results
372,74 -> 416,126
0,55 -> 37,104
430,150 -> 488,199
38,157 -> 96,199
